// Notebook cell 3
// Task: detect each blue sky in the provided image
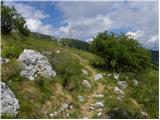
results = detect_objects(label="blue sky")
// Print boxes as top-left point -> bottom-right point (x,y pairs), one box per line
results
6,1 -> 159,50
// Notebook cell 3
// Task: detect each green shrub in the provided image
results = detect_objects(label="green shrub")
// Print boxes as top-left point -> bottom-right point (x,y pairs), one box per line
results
2,46 -> 23,58
1,59 -> 22,80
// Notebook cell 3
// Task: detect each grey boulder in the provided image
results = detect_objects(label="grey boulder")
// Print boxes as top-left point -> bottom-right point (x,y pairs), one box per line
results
18,49 -> 56,80
0,81 -> 20,117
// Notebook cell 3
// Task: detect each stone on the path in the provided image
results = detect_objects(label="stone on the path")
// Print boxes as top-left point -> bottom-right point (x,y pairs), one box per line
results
93,74 -> 103,81
89,106 -> 95,111
0,81 -> 20,117
42,51 -> 52,55
78,95 -> 84,102
82,80 -> 91,88
18,49 -> 56,80
83,117 -> 88,119
93,93 -> 104,98
90,101 -> 104,108
141,111 -> 148,117
113,86 -> 125,95
107,74 -> 112,77
95,101 -> 104,108
103,73 -> 106,76
118,81 -> 128,89
113,73 -> 119,80
0,57 -> 9,64
56,50 -> 60,54
49,113 -> 54,117
133,79 -> 138,86
97,111 -> 102,117
62,103 -> 69,109
81,69 -> 88,76
97,109 -> 103,112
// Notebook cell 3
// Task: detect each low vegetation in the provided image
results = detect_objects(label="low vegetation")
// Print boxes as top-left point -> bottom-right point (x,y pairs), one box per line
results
1,3 -> 159,119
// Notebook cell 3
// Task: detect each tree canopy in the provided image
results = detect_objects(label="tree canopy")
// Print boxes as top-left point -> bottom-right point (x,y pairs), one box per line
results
1,2 -> 30,37
91,31 -> 151,72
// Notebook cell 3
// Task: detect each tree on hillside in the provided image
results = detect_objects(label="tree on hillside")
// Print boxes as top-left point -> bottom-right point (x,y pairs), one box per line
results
91,31 -> 151,72
1,2 -> 30,39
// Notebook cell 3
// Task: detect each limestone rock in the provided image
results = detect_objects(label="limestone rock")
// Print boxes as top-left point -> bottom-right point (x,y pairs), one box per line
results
113,73 -> 119,80
18,49 -> 56,80
133,79 -> 138,86
93,93 -> 104,98
56,50 -> 60,54
93,74 -> 103,81
118,81 -> 128,89
0,57 -> 9,64
82,80 -> 91,88
81,69 -> 88,76
78,95 -> 84,102
0,81 -> 20,117
113,86 -> 125,95
42,51 -> 52,55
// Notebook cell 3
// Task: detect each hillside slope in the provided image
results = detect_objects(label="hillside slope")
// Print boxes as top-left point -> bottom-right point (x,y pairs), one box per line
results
1,33 -> 159,119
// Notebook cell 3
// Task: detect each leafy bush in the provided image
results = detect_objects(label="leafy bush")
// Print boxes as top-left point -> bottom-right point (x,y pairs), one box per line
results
1,59 -> 22,80
91,31 -> 151,72
2,46 -> 23,58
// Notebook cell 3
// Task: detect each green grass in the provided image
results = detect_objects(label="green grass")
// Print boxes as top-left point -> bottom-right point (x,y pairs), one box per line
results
1,34 -> 158,119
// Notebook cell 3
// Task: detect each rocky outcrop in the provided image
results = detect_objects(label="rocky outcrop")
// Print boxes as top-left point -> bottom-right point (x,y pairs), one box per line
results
18,49 -> 56,80
0,81 -> 20,117
93,74 -> 103,81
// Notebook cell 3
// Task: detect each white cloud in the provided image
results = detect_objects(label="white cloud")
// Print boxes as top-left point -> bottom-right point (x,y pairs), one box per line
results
56,15 -> 113,39
126,30 -> 144,39
57,1 -> 159,50
5,2 -> 54,36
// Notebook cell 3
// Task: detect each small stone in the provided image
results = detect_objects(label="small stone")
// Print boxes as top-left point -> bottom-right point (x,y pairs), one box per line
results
97,109 -> 103,112
133,79 -> 138,86
118,81 -> 128,89
82,80 -> 91,88
49,113 -> 54,117
107,74 -> 112,77
93,93 -> 104,98
113,86 -> 125,95
42,51 -> 52,55
141,111 -> 148,117
56,50 -> 60,54
69,105 -> 73,110
93,74 -> 103,81
95,101 -> 104,108
62,103 -> 69,109
113,73 -> 119,80
78,96 -> 84,102
89,106 -> 95,111
0,57 -> 9,64
83,117 -> 88,119
97,112 -> 102,117
81,69 -> 88,76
